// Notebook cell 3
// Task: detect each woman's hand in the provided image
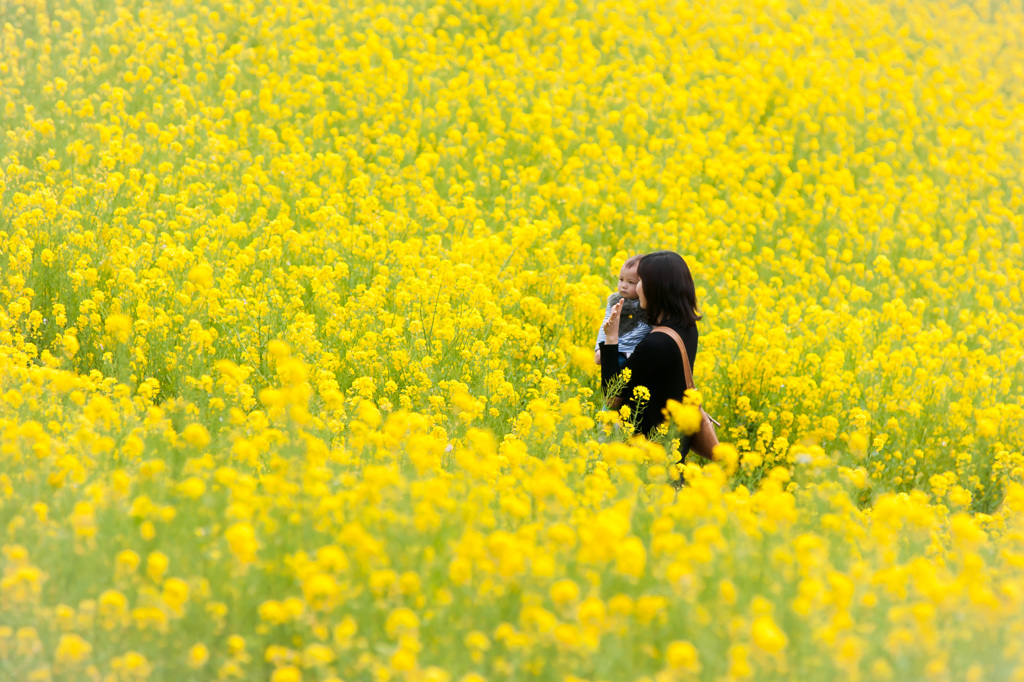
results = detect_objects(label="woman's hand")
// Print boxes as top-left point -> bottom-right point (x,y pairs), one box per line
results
603,300 -> 623,344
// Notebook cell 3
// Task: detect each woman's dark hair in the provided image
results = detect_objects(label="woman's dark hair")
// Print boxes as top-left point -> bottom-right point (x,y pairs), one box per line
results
637,251 -> 702,326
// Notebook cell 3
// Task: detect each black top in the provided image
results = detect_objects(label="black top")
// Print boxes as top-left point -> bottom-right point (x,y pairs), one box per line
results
600,321 -> 698,442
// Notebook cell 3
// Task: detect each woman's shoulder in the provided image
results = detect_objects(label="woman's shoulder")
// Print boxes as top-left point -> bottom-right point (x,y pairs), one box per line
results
649,321 -> 696,334
638,327 -> 681,348
642,323 -> 697,351
678,322 -> 698,347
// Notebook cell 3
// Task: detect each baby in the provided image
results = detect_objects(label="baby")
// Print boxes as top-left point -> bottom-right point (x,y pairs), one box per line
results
594,255 -> 651,367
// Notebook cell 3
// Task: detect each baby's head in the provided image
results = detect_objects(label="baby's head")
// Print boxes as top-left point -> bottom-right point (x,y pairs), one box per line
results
617,255 -> 643,299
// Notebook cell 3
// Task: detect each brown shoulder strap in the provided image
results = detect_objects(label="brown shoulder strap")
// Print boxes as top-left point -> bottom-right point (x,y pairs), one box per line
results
652,326 -> 694,390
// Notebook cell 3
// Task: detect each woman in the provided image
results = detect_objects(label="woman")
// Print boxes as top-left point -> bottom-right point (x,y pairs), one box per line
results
599,250 -> 702,457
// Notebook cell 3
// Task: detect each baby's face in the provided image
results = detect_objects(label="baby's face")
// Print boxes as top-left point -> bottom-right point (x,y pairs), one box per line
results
618,264 -> 640,299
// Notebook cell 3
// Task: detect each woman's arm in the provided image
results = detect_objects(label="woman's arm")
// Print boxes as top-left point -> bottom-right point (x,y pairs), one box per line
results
600,340 -> 622,398
607,333 -> 679,436
607,335 -> 664,398
602,317 -> 668,411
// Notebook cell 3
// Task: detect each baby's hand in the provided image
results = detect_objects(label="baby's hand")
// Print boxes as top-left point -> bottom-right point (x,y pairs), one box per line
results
594,349 -> 601,365
603,299 -> 623,344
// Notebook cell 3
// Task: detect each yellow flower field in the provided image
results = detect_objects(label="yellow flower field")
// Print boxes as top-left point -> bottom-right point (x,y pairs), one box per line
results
1,0 -> 1023,678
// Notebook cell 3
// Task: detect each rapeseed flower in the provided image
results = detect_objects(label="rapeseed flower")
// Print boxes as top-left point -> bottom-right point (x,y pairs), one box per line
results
54,633 -> 92,666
